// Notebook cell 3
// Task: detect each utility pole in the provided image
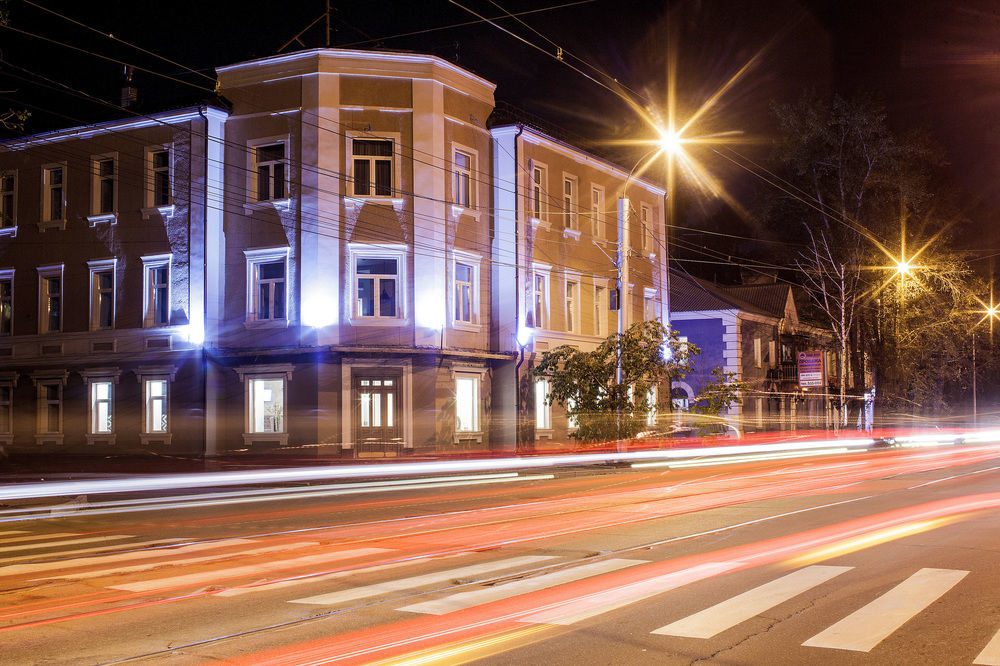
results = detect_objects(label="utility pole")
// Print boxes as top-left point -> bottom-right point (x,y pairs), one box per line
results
616,196 -> 630,451
973,333 -> 978,426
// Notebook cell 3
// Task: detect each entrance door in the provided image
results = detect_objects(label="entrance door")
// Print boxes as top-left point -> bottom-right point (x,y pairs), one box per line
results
353,373 -> 402,456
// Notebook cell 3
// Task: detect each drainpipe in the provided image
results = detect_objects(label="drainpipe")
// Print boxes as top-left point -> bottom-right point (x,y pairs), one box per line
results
197,107 -> 210,460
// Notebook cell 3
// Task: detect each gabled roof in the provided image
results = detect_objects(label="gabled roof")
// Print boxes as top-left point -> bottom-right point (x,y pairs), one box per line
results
723,283 -> 793,319
669,270 -> 772,318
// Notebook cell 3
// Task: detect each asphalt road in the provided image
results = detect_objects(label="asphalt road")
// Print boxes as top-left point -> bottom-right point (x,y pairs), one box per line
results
3,442 -> 1000,665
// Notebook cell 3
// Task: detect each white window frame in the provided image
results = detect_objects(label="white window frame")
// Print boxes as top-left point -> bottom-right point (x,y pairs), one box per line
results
236,365 -> 294,447
80,369 -> 120,446
453,367 -> 485,439
349,243 -> 407,326
87,258 -> 117,331
591,184 -> 605,239
35,377 -> 64,439
37,264 -> 63,335
247,136 -> 291,206
0,169 -> 17,234
643,287 -> 658,322
646,386 -> 658,426
531,264 -> 551,330
451,250 -> 481,330
88,152 -> 118,224
452,144 -> 476,209
566,396 -> 578,431
564,275 -> 581,333
562,173 -> 579,231
593,279 -> 609,337
640,204 -> 654,254
529,161 -> 547,223
0,268 -> 12,337
244,247 -> 290,326
348,133 -> 401,200
144,144 -> 174,212
141,254 -> 172,328
40,163 -> 66,230
535,378 -> 552,431
137,366 -> 176,444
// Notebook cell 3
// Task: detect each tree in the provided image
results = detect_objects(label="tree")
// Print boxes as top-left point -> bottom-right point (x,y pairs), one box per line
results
532,320 -> 698,443
0,0 -> 30,134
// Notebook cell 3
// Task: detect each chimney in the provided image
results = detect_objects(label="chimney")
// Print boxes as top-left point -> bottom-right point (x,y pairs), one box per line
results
121,65 -> 138,110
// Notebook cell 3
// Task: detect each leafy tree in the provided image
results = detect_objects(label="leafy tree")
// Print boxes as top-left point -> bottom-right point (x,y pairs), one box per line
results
532,320 -> 698,443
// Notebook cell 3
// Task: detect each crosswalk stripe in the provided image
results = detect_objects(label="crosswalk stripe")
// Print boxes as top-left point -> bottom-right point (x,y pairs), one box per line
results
398,558 -> 646,615
289,556 -> 559,606
110,547 -> 392,593
974,627 -> 1000,665
802,568 -> 968,652
0,532 -> 79,544
0,538 -> 239,574
0,534 -> 134,554
524,561 -> 740,626
36,542 -> 320,580
652,565 -> 853,639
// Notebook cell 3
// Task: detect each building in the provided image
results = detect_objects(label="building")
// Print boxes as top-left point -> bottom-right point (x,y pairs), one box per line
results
0,48 -> 669,457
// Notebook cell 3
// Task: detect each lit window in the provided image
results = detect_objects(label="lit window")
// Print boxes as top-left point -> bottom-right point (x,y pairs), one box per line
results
147,148 -> 171,208
356,257 -> 398,318
565,279 -> 579,332
352,139 -> 393,197
90,265 -> 115,330
142,255 -> 171,327
37,265 -> 62,334
567,396 -> 578,430
453,150 -> 473,207
0,272 -> 12,336
644,291 -> 657,321
754,337 -> 762,368
455,374 -> 479,432
252,142 -> 287,202
532,271 -> 548,329
90,380 -> 113,434
535,379 -> 551,430
249,377 -> 285,433
531,164 -> 546,220
591,185 -> 605,239
41,165 -> 65,223
144,379 -> 168,433
646,386 -> 658,426
563,176 -> 578,230
641,204 -> 654,253
594,285 -> 608,337
455,262 -> 474,323
1,171 -> 15,229
37,381 -> 61,434
91,155 -> 117,216
245,248 -> 289,324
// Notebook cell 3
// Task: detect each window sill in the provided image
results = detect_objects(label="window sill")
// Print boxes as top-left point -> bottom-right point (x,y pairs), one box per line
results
87,213 -> 117,226
0,225 -> 16,238
242,432 -> 289,447
244,318 -> 289,329
451,321 -> 482,333
349,316 -> 408,327
139,432 -> 173,446
451,204 -> 481,220
454,430 -> 483,443
141,205 -> 175,219
37,219 -> 66,232
535,428 -> 554,440
244,199 -> 292,213
34,433 -> 63,445
345,196 -> 405,211
85,433 -> 116,446
563,228 -> 581,240
529,216 -> 549,229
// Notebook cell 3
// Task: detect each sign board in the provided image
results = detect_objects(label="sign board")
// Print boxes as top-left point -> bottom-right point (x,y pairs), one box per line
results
797,350 -> 825,388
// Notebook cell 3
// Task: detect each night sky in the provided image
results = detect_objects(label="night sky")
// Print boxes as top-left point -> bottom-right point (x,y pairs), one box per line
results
3,0 -> 999,275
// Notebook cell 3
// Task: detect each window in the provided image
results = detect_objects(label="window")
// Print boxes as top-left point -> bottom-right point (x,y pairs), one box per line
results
1,171 -> 15,229
769,340 -> 777,368
88,259 -> 116,330
594,284 -> 608,337
249,377 -> 285,433
41,165 -> 65,223
646,386 -> 658,426
37,265 -> 62,334
90,380 -> 113,434
563,175 -> 578,230
91,155 -> 117,216
455,374 -> 480,432
591,186 -> 605,238
535,379 -> 551,430
565,279 -> 580,332
532,270 -> 549,329
566,396 -> 578,430
146,147 -> 172,208
453,149 -> 473,207
455,262 -> 474,324
352,138 -> 393,197
530,163 -> 546,220
0,270 -> 11,336
641,204 -> 654,253
144,379 -> 168,433
356,257 -> 399,319
142,255 -> 171,327
251,142 -> 288,202
0,383 -> 10,435
245,248 -> 289,324
754,337 -> 762,368
37,381 -> 61,434
643,289 -> 657,321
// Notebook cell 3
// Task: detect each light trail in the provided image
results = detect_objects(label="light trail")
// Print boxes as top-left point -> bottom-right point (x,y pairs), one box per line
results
631,447 -> 853,469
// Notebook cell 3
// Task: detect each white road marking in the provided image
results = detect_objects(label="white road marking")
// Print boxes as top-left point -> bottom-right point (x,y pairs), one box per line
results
36,542 -> 319,580
109,547 -> 392,592
0,534 -> 134,554
652,565 -> 853,638
974,627 -> 1000,665
289,556 -> 559,606
398,558 -> 646,615
524,561 -> 740,626
802,568 -> 968,652
0,538 -> 235,574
